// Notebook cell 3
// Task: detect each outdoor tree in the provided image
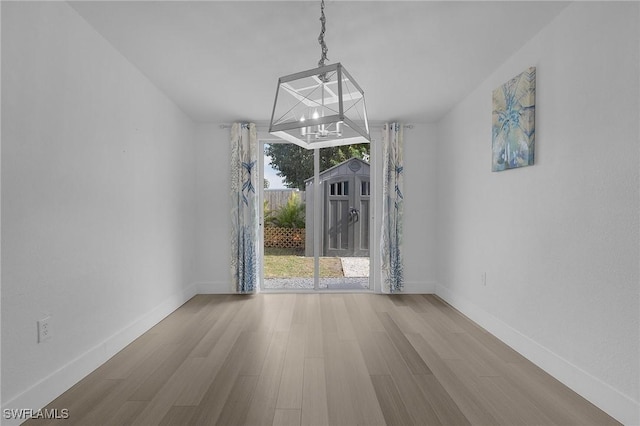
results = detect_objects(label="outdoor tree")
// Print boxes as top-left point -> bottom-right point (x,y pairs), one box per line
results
265,143 -> 370,190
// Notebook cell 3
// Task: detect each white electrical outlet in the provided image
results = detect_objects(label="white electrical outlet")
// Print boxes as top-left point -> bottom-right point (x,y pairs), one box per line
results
38,316 -> 52,343
481,272 -> 487,286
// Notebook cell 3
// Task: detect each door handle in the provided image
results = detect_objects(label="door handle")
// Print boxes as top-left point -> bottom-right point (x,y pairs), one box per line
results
349,207 -> 359,223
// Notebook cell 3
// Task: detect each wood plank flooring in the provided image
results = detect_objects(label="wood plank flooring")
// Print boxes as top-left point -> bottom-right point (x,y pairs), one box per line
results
26,294 -> 620,426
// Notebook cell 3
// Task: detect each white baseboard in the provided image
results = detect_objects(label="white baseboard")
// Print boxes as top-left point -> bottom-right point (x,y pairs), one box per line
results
195,281 -> 434,294
435,283 -> 640,426
195,281 -> 435,294
1,283 -> 198,426
401,281 -> 436,294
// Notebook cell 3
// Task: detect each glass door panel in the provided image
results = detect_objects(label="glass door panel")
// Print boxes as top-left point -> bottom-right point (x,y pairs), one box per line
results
262,142 -> 312,290
316,146 -> 370,290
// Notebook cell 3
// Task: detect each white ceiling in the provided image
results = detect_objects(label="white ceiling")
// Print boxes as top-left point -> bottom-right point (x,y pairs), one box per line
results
69,1 -> 569,123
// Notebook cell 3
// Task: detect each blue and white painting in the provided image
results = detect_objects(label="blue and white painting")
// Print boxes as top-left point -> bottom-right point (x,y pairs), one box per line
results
492,67 -> 535,171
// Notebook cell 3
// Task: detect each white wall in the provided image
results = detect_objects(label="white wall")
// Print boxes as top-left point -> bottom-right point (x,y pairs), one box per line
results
1,2 -> 197,418
193,124 -> 232,292
194,123 -> 438,293
388,124 -> 438,293
435,2 -> 639,424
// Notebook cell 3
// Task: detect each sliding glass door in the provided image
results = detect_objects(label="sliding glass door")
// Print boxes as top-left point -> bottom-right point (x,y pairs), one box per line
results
261,141 -> 370,291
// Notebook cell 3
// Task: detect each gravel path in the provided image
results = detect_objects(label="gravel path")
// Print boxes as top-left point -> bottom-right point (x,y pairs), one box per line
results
340,257 -> 370,277
263,277 -> 369,290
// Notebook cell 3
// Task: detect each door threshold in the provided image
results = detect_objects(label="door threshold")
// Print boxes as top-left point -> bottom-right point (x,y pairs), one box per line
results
259,288 -> 375,294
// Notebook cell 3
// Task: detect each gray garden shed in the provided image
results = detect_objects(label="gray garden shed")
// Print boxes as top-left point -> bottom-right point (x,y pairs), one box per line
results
305,157 -> 370,257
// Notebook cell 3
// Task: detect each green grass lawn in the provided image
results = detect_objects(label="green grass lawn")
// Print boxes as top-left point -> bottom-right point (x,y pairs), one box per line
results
263,248 -> 343,278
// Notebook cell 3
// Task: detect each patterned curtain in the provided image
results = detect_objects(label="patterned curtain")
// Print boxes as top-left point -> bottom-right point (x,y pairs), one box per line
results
230,122 -> 258,293
381,123 -> 404,293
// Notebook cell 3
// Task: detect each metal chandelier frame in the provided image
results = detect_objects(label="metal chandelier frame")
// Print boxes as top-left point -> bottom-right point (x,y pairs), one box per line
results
268,0 -> 370,149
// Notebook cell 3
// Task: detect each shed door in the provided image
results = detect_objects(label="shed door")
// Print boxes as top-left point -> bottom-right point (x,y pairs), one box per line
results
324,176 -> 370,257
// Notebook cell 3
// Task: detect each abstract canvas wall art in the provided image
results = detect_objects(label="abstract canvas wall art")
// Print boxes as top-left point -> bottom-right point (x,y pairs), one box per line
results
492,67 -> 536,171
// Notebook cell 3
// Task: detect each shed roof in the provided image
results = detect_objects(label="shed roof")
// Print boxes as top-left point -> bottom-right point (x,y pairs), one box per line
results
304,157 -> 370,183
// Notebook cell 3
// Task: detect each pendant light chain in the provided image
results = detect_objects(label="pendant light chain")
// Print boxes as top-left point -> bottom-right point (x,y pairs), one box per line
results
318,0 -> 329,82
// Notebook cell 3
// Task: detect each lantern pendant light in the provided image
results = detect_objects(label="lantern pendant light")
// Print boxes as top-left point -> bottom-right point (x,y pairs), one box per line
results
268,0 -> 370,149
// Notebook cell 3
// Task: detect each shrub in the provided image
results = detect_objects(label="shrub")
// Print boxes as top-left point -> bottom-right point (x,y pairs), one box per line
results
266,193 -> 305,229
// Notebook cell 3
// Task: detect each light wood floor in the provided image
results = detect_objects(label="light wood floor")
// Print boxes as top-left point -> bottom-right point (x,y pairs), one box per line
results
27,294 -> 619,426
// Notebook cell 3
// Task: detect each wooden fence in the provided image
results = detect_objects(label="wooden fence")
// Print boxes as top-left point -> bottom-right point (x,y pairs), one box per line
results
264,227 -> 305,249
264,189 -> 306,211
